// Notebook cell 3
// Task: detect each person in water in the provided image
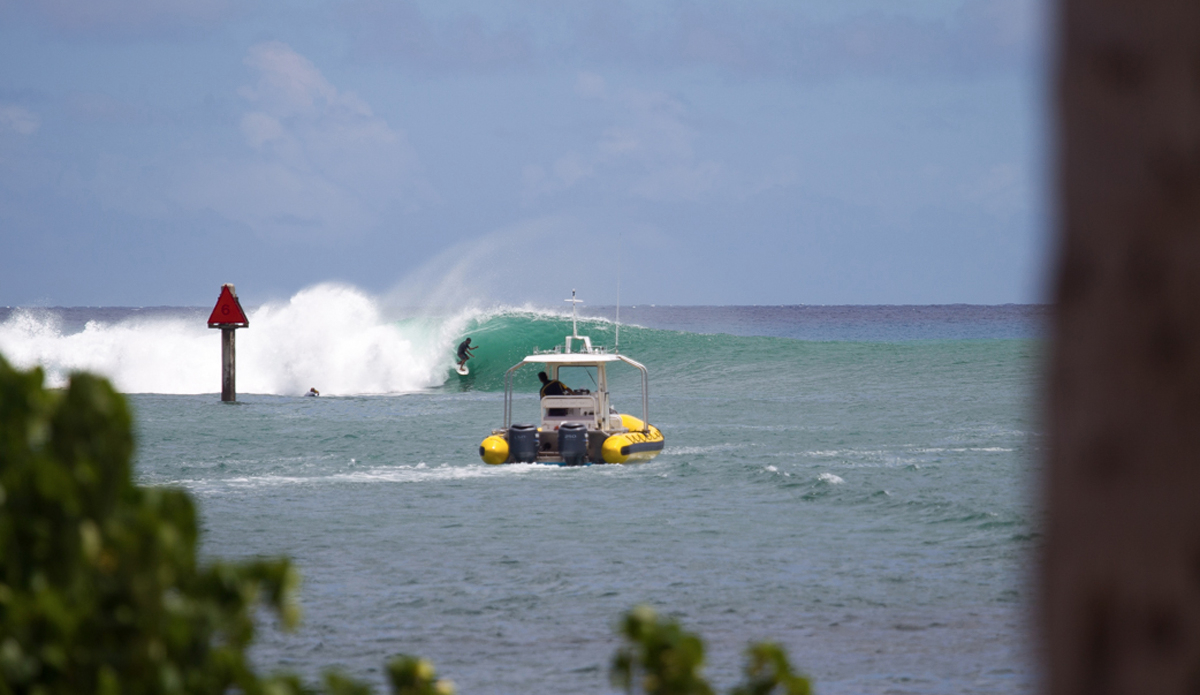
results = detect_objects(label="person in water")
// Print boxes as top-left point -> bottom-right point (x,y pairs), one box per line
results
456,338 -> 477,367
306,387 -> 319,397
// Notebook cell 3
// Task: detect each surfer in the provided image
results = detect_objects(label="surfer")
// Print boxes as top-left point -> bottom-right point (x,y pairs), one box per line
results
306,387 -> 319,397
456,338 -> 476,368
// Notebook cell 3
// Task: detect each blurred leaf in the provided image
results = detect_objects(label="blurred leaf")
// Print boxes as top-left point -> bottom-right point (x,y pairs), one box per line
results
387,655 -> 456,695
611,605 -> 713,695
612,607 -> 810,695
0,356 -> 375,695
730,643 -> 811,695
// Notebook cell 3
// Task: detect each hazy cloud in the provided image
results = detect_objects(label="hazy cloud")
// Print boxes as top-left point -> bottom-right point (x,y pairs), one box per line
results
0,0 -> 235,37
524,77 -> 722,204
0,0 -> 1047,305
521,153 -> 594,203
574,72 -> 607,99
173,41 -> 432,241
383,215 -> 666,308
343,0 -> 535,70
343,0 -> 1044,79
239,42 -> 347,119
961,162 -> 1032,215
580,0 -> 1044,78
0,104 -> 38,135
64,92 -> 148,125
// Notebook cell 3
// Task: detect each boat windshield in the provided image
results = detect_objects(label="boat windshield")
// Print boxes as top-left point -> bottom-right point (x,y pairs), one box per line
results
557,365 -> 599,392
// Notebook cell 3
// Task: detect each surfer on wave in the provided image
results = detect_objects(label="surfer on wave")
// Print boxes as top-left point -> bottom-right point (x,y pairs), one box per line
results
456,338 -> 477,369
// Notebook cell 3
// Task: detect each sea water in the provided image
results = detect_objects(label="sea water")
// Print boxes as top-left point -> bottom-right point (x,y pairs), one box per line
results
0,287 -> 1044,694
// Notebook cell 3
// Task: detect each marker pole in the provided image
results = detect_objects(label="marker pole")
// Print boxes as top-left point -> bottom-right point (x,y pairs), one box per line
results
207,283 -> 249,403
221,326 -> 236,402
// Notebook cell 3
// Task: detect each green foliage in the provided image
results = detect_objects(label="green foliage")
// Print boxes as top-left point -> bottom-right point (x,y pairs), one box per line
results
0,357 -> 315,695
385,656 -> 455,695
612,606 -> 811,695
730,643 -> 811,695
612,605 -> 713,695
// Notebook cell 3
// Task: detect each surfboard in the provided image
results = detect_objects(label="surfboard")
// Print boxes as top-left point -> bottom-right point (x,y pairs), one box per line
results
455,363 -> 469,376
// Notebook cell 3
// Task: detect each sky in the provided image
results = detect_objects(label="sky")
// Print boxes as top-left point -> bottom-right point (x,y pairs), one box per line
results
0,0 -> 1048,307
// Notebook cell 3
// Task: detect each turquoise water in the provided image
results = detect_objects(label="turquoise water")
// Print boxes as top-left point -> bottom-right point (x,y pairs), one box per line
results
1,302 -> 1042,694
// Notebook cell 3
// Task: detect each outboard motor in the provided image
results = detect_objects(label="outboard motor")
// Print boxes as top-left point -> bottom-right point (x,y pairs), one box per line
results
508,424 -> 539,463
558,423 -> 589,466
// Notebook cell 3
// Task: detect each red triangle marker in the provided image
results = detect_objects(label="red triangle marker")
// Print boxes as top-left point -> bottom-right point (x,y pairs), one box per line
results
207,284 -> 249,327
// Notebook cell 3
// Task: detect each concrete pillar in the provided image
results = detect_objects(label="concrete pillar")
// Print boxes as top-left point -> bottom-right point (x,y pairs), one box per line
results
1047,0 -> 1200,692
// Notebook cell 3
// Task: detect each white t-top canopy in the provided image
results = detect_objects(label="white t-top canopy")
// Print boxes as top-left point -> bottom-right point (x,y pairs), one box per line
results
520,353 -> 624,365
503,351 -> 650,430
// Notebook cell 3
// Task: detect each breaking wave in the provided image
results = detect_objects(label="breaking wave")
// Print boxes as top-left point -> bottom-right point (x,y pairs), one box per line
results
0,284 -> 472,395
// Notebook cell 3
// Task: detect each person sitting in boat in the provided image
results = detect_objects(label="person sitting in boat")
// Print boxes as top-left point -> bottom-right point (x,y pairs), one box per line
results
538,371 -> 574,416
456,338 -> 476,368
538,371 -> 573,397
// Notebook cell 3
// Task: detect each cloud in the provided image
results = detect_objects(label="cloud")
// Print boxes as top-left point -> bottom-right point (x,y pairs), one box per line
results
239,111 -> 285,149
343,0 -> 535,71
238,42 -> 346,119
630,162 -> 721,202
383,215 -> 667,308
173,41 -> 433,241
0,0 -> 235,38
64,92 -> 147,125
524,69 -> 806,206
589,0 -> 1045,78
342,0 -> 1045,79
0,104 -> 38,135
961,162 -> 1033,215
523,76 -> 722,205
385,217 -> 576,310
575,72 -> 607,99
521,153 -> 594,203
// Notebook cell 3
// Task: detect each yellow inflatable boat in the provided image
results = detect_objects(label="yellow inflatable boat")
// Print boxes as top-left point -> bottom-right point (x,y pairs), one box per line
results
478,294 -> 664,466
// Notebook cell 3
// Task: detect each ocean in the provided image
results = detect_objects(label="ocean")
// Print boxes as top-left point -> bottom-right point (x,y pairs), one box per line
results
0,287 -> 1044,694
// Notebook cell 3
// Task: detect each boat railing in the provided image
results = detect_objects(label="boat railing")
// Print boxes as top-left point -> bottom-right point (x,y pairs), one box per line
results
503,355 -> 649,433
532,343 -> 609,356
503,363 -> 521,428
616,355 -> 650,432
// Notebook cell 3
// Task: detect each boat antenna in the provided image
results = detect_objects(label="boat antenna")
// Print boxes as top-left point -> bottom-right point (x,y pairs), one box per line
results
615,239 -> 621,353
566,289 -> 582,338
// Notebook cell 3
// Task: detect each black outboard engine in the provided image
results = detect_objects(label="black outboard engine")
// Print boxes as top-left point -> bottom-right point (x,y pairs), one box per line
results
558,422 -> 589,466
508,424 -> 539,463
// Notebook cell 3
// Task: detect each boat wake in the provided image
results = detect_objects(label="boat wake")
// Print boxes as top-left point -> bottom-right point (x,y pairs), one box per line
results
159,460 -> 641,493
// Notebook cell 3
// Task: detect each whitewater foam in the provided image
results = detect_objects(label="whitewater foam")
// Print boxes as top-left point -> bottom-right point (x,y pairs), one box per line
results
0,284 -> 483,396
